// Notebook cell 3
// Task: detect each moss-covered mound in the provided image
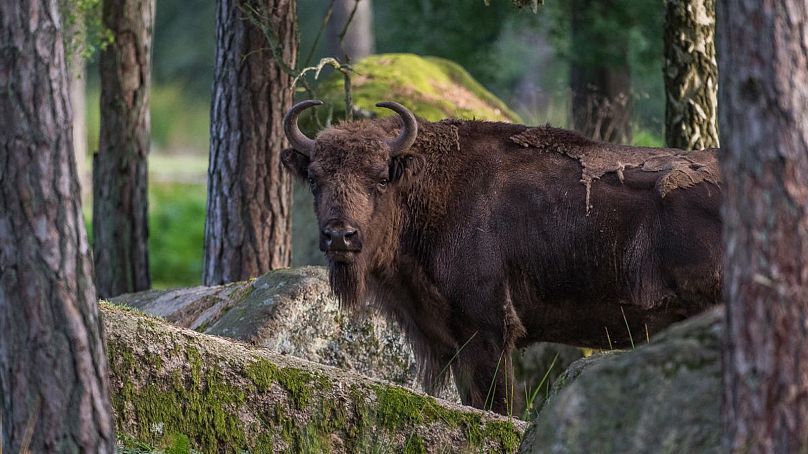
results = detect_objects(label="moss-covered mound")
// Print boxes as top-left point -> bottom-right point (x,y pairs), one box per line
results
104,303 -> 526,453
316,53 -> 522,123
519,307 -> 723,454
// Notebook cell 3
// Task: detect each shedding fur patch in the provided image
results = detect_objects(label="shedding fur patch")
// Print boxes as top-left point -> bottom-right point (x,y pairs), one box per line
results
510,126 -> 721,213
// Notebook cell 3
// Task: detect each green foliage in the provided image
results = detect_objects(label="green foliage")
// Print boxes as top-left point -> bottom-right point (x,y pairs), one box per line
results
148,85 -> 211,151
374,1 -> 515,93
148,182 -> 206,289
86,85 -> 210,153
85,181 -> 206,290
543,0 -> 665,131
60,0 -> 113,59
632,129 -> 664,147
152,0 -> 216,96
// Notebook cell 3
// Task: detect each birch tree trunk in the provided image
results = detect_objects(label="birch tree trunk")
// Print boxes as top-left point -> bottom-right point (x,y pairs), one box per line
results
718,0 -> 808,451
0,0 -> 115,451
93,0 -> 155,298
663,0 -> 719,150
203,0 -> 297,285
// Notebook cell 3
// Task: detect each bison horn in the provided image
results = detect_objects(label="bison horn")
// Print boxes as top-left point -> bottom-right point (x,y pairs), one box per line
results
376,101 -> 418,156
283,100 -> 322,156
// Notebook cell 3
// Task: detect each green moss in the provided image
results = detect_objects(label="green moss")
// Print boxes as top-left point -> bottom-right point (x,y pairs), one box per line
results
369,384 -> 523,453
482,420 -> 522,453
403,434 -> 427,454
108,309 -> 524,453
373,385 -> 427,429
110,339 -> 249,454
164,433 -> 192,454
245,358 -> 329,409
244,357 -> 280,392
313,53 -> 522,130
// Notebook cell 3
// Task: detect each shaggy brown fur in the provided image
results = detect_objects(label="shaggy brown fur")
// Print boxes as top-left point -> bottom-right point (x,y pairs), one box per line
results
281,115 -> 722,416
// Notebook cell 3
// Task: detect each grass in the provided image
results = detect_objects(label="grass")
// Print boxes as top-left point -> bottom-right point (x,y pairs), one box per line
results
148,182 -> 207,289
522,353 -> 559,419
620,306 -> 635,349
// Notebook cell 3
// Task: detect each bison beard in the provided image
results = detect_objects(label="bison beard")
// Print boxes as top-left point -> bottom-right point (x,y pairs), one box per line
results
328,260 -> 366,309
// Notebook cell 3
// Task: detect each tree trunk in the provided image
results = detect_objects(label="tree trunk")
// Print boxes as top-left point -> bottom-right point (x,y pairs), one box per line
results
203,0 -> 296,285
663,0 -> 718,150
93,0 -> 155,298
326,0 -> 375,62
718,1 -> 808,452
0,0 -> 115,451
68,30 -> 90,200
570,0 -> 632,144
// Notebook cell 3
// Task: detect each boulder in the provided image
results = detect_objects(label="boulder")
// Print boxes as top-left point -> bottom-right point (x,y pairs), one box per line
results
316,53 -> 522,124
110,267 -> 456,400
112,267 -> 595,415
104,303 -> 526,453
518,307 -> 723,454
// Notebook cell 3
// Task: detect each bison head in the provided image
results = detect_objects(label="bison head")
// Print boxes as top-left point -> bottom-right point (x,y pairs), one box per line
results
281,100 -> 418,306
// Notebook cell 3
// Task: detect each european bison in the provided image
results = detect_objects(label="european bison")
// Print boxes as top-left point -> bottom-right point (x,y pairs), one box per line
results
281,100 -> 722,415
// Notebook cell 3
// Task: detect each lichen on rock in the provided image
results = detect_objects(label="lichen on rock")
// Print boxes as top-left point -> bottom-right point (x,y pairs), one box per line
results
103,303 -> 526,453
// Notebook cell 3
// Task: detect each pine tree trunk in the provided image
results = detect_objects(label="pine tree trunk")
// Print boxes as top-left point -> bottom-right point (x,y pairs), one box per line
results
0,1 -> 115,451
718,1 -> 808,451
663,0 -> 718,150
326,0 -> 375,62
570,0 -> 632,144
93,0 -> 155,298
203,0 -> 296,285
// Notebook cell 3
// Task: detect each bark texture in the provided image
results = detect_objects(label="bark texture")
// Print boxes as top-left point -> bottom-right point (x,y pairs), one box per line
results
570,0 -> 632,143
0,1 -> 115,451
326,0 -> 375,62
717,1 -> 808,452
68,31 -> 89,199
103,303 -> 525,453
204,0 -> 296,285
93,0 -> 155,298
663,0 -> 719,150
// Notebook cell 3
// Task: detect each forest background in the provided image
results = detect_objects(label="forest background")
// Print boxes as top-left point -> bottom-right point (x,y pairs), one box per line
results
75,0 -> 665,289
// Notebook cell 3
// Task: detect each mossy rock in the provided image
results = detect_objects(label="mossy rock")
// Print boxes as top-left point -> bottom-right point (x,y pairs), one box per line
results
312,53 -> 522,126
110,267 -> 461,403
519,307 -> 723,454
102,303 -> 527,453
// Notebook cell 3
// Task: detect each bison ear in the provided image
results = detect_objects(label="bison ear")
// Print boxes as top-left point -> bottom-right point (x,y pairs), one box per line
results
389,153 -> 422,183
281,148 -> 310,180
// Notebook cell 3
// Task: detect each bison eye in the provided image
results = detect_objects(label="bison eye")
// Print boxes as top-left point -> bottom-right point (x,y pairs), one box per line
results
376,179 -> 388,192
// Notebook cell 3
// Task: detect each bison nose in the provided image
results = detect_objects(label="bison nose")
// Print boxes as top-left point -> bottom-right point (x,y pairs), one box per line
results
320,224 -> 362,252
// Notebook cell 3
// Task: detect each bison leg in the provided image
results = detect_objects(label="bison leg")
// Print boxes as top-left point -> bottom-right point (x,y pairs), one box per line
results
451,333 -> 523,416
